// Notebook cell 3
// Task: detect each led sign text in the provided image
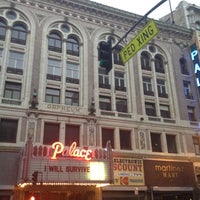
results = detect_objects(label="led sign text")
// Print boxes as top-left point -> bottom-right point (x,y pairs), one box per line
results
191,44 -> 200,95
51,141 -> 93,161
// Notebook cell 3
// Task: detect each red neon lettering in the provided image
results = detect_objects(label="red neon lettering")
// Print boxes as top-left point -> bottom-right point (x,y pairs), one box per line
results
51,142 -> 64,159
51,141 -> 92,161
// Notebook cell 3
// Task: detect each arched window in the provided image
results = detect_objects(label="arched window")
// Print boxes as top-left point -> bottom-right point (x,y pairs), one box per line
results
0,19 -> 7,41
179,57 -> 189,75
113,46 -> 124,65
48,31 -> 62,53
66,35 -> 79,56
141,52 -> 151,70
11,23 -> 27,45
155,54 -> 165,73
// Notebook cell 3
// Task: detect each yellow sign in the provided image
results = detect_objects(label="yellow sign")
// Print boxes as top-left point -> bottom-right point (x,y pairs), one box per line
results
120,20 -> 159,64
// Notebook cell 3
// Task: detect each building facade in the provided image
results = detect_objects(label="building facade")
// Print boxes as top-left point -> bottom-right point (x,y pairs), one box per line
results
0,0 -> 200,200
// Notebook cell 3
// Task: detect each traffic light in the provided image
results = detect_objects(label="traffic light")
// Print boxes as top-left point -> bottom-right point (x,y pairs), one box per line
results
32,171 -> 38,185
98,40 -> 112,73
30,196 -> 35,200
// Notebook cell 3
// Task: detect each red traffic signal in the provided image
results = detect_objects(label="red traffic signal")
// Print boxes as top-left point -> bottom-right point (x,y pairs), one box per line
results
30,196 -> 35,200
32,171 -> 38,185
98,40 -> 112,73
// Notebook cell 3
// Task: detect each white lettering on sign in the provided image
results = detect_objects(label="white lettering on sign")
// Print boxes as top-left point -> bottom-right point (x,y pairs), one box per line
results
46,104 -> 81,113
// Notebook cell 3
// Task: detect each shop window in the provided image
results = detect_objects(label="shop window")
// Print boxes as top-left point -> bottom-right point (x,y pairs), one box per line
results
11,23 -> 27,45
7,51 -> 24,75
157,79 -> 168,98
151,132 -> 162,152
99,68 -> 110,89
0,118 -> 18,143
0,18 -> 7,41
115,72 -> 126,91
65,124 -> 80,146
99,95 -> 111,111
187,106 -> 196,121
160,104 -> 171,118
3,81 -> 21,105
47,58 -> 61,81
102,128 -> 114,148
66,62 -> 80,84
145,102 -> 156,116
65,90 -> 79,106
66,35 -> 79,56
143,76 -> 154,96
141,52 -> 151,71
43,122 -> 59,145
155,54 -> 165,73
113,46 -> 124,65
48,31 -> 62,52
120,130 -> 131,150
116,98 -> 127,113
183,81 -> 193,100
166,134 -> 177,153
45,88 -> 60,104
180,57 -> 189,75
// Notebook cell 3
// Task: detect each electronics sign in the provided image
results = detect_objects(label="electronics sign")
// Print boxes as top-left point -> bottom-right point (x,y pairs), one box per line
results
191,44 -> 200,96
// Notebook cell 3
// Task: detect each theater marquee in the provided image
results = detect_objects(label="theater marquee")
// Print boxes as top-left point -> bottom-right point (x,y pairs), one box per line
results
20,140 -> 113,185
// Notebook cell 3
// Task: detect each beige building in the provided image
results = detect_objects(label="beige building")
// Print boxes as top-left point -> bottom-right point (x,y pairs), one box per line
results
0,0 -> 200,200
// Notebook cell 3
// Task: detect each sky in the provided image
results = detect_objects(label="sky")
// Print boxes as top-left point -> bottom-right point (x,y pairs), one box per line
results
90,0 -> 199,20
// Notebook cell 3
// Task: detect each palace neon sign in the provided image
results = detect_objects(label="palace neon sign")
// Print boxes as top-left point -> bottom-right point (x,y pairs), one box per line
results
51,141 -> 93,161
191,44 -> 200,96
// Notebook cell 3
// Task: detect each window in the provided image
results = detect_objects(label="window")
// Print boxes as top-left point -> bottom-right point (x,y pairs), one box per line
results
155,54 -> 165,73
99,96 -> 111,111
102,128 -> 114,148
0,19 -> 7,40
115,72 -> 126,91
157,79 -> 168,98
113,46 -> 124,65
48,31 -> 62,52
0,48 -> 3,70
66,62 -> 80,84
47,58 -> 61,81
3,82 -> 21,105
143,76 -> 154,96
43,123 -> 59,145
0,119 -> 18,143
65,124 -> 80,146
11,23 -> 27,45
120,130 -> 131,150
141,52 -> 151,70
187,106 -> 196,121
7,51 -> 24,75
116,98 -> 127,113
65,90 -> 79,106
66,35 -> 79,56
99,68 -> 110,89
160,104 -> 171,118
180,57 -> 189,75
145,102 -> 156,116
151,132 -> 162,152
183,81 -> 193,99
45,88 -> 60,104
166,134 -> 177,153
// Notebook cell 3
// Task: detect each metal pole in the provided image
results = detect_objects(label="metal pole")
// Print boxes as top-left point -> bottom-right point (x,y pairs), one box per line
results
112,0 -> 167,50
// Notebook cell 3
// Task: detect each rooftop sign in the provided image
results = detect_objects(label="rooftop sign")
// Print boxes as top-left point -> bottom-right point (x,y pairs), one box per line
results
120,20 -> 159,65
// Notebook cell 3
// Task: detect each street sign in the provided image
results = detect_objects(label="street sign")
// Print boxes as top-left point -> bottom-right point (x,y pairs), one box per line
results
120,20 -> 159,65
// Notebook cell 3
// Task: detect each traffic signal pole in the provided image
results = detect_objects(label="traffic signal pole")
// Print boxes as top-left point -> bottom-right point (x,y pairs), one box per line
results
112,0 -> 168,51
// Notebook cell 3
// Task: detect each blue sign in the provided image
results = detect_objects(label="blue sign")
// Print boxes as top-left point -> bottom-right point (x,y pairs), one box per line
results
191,44 -> 200,96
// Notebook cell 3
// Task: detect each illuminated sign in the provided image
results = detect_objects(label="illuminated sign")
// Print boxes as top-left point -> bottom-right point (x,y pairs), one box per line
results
191,44 -> 200,96
113,157 -> 145,186
120,20 -> 159,65
51,142 -> 93,161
